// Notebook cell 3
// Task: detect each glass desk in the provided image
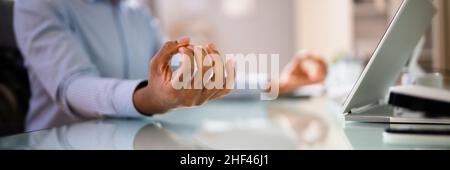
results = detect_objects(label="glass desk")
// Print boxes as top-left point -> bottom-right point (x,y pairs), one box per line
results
1,97 -> 449,150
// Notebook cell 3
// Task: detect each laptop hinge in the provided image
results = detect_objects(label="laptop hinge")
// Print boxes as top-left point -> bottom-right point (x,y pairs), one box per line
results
349,100 -> 385,115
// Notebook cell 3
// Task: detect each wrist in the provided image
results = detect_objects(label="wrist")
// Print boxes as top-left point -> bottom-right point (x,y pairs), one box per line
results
133,84 -> 171,115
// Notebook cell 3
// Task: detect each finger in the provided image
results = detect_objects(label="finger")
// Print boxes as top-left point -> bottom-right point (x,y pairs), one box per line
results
195,89 -> 219,106
209,59 -> 236,100
206,43 -> 220,54
193,46 -> 212,89
309,57 -> 327,80
199,47 -> 212,77
208,89 -> 231,101
171,47 -> 195,87
152,39 -> 190,71
206,43 -> 224,84
314,57 -> 328,74
202,44 -> 223,99
302,57 -> 327,80
300,52 -> 325,66
179,47 -> 195,76
283,52 -> 310,75
225,58 -> 236,89
187,45 -> 195,51
202,73 -> 222,100
314,58 -> 328,82
293,50 -> 313,63
177,37 -> 191,48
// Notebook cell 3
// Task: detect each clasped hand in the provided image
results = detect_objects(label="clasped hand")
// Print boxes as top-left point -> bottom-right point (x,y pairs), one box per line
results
133,38 -> 236,115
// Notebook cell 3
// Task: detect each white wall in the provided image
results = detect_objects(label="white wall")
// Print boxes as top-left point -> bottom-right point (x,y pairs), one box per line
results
155,0 -> 295,68
295,0 -> 354,59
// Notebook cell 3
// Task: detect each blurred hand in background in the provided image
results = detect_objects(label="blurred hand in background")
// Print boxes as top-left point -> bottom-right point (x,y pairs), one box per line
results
279,52 -> 328,95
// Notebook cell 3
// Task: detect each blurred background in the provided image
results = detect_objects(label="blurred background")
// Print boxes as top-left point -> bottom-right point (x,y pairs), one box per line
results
140,0 -> 445,68
144,0 -> 449,82
145,0 -> 450,99
1,0 -> 450,135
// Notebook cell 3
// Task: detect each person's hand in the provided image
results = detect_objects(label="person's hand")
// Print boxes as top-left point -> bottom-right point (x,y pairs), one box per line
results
133,38 -> 236,115
279,51 -> 327,95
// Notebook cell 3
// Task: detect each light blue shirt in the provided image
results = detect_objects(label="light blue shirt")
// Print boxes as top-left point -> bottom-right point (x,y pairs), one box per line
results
14,0 -> 164,131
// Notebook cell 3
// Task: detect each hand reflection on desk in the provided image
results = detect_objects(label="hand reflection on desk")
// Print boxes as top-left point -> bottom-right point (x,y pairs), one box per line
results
134,123 -> 206,150
17,119 -> 205,150
268,101 -> 330,149
280,113 -> 329,148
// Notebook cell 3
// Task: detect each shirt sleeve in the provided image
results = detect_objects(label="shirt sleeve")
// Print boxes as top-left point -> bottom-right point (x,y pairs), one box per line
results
14,0 -> 147,119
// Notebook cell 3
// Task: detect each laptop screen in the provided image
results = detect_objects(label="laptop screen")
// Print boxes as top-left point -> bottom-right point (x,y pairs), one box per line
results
342,0 -> 436,114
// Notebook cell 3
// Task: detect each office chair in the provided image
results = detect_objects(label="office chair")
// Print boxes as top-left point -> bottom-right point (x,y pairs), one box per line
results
0,0 -> 31,136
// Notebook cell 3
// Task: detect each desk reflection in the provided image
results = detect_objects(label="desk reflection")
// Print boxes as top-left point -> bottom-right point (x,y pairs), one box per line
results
6,98 -> 447,150
0,99 -> 355,150
0,119 -> 206,150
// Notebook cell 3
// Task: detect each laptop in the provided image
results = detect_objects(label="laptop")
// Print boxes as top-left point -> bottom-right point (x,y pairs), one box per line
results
343,0 -> 450,124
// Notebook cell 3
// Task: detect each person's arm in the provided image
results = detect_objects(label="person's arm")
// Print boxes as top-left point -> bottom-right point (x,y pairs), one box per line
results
14,0 -> 145,118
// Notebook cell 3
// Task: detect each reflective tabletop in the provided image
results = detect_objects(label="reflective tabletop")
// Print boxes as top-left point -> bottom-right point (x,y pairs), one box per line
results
1,97 -> 449,150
